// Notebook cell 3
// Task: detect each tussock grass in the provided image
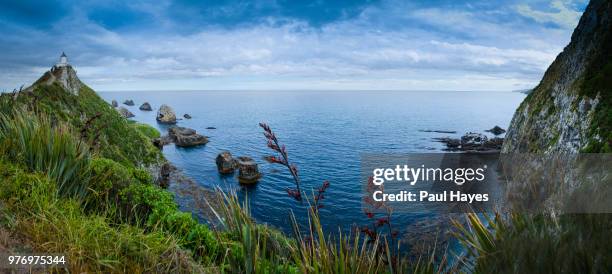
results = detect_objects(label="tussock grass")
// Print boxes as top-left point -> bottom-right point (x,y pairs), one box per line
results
453,212 -> 612,273
0,110 -> 91,198
0,161 -> 202,273
217,190 -> 443,274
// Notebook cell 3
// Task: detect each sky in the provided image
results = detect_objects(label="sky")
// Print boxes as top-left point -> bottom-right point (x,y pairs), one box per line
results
0,0 -> 588,91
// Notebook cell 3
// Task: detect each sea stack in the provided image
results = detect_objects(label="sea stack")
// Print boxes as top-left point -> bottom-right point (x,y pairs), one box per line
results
156,104 -> 177,124
236,156 -> 261,184
139,102 -> 152,111
216,151 -> 236,174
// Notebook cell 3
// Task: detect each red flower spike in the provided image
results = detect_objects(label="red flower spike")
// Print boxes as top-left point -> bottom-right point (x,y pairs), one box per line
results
391,230 -> 399,239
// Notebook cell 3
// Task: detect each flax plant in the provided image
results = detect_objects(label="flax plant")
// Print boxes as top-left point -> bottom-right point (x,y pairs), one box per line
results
0,110 -> 91,198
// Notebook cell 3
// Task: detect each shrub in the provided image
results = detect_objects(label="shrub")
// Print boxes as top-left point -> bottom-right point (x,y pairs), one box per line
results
87,157 -> 139,211
186,224 -> 220,261
131,167 -> 153,184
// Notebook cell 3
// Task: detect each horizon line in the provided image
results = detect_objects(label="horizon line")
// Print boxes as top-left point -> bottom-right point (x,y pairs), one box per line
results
97,88 -> 528,93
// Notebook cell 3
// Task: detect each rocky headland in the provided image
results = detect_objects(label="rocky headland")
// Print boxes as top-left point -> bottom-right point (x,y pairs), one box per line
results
503,0 -> 611,153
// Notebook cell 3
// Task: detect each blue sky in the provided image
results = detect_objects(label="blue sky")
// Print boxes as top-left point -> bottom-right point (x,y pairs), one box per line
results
0,0 -> 588,91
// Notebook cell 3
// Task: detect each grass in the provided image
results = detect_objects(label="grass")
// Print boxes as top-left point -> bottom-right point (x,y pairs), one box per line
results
0,110 -> 91,198
0,83 -> 162,167
452,213 -> 612,274
0,160 -> 201,273
133,122 -> 161,139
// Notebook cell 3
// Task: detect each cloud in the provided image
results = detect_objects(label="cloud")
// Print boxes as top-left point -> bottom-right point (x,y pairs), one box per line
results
516,0 -> 582,29
0,0 -> 586,91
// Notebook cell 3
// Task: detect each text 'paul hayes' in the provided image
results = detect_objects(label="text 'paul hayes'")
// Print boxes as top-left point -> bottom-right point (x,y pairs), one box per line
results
369,164 -> 489,203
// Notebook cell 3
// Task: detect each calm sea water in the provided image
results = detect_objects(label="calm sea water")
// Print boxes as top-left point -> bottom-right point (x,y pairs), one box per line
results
99,90 -> 524,236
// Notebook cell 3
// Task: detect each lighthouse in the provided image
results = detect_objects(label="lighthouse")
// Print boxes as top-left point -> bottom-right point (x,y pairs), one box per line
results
56,52 -> 68,67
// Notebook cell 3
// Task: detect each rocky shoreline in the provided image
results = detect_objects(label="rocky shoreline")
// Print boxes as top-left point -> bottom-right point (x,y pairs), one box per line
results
432,126 -> 507,153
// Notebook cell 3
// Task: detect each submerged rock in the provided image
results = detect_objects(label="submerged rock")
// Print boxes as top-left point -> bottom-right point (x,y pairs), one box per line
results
123,99 -> 135,106
116,106 -> 134,118
156,104 -> 177,124
139,102 -> 152,111
183,113 -> 192,119
216,151 -> 237,174
433,137 -> 460,148
206,127 -> 216,129
485,125 -> 506,135
419,129 -> 457,134
111,100 -> 118,107
168,126 -> 208,147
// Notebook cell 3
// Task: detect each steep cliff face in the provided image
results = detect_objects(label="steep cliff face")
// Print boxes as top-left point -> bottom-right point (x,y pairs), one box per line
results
502,0 -> 612,153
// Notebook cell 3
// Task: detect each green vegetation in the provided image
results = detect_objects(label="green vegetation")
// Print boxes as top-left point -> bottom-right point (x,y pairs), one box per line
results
0,61 -> 607,272
0,111 -> 91,198
581,57 -> 612,152
0,83 -> 441,273
133,122 -> 161,139
0,162 -> 199,273
453,213 -> 611,273
1,83 -> 161,167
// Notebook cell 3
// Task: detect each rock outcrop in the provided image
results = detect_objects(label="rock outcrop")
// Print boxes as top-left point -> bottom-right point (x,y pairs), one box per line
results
156,104 -> 177,124
485,126 -> 506,135
111,100 -> 118,107
117,107 -> 134,118
123,99 -> 135,106
168,126 -> 208,147
139,102 -> 152,111
158,163 -> 174,188
236,156 -> 261,184
183,114 -> 192,119
152,135 -> 173,149
435,132 -> 503,153
502,0 -> 611,153
24,64 -> 82,95
216,151 -> 237,174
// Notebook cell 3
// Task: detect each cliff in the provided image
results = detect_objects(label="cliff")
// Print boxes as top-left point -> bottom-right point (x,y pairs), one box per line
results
0,59 -> 218,272
1,65 -> 161,167
502,0 -> 612,153
24,64 -> 82,95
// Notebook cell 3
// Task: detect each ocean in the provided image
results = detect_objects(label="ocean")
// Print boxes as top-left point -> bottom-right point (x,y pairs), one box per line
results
99,90 -> 525,238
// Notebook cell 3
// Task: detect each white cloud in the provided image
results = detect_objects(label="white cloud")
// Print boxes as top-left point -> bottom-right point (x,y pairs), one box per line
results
516,0 -> 582,29
0,0 -> 583,91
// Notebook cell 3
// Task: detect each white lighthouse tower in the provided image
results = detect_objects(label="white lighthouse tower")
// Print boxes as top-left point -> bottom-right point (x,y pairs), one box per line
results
56,52 -> 68,67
